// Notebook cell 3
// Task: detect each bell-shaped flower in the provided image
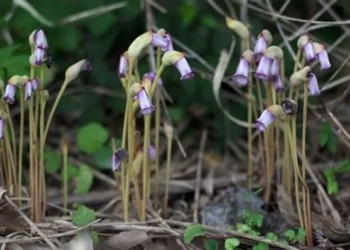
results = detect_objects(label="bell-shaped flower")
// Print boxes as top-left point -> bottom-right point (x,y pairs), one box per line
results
174,56 -> 194,81
273,75 -> 284,92
313,42 -> 331,70
3,83 -> 16,104
31,77 -> 39,91
232,50 -> 254,87
24,80 -> 33,100
29,48 -> 45,66
254,56 -> 273,81
269,59 -> 280,81
136,89 -> 155,115
255,109 -> 276,132
118,53 -> 129,78
29,29 -> 48,50
298,36 -> 316,62
308,73 -> 321,96
112,148 -> 129,172
254,30 -> 272,61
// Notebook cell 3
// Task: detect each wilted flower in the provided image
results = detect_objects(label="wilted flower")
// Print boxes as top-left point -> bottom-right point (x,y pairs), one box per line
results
282,98 -> 298,115
254,30 -> 272,61
232,50 -> 254,87
255,109 -> 276,132
136,89 -> 155,115
3,83 -> 16,104
308,73 -> 321,96
118,52 -> 129,78
112,148 -> 129,172
298,35 -> 316,62
313,42 -> 331,70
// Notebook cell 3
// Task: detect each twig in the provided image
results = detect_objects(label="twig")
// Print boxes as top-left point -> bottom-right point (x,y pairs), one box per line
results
193,130 -> 208,223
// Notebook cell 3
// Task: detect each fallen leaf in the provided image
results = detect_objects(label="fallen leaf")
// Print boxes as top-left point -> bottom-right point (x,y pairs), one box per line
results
104,231 -> 148,250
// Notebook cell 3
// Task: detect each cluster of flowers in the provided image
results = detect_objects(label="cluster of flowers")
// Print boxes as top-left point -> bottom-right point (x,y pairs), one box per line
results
29,29 -> 50,67
231,29 -> 331,131
112,29 -> 195,171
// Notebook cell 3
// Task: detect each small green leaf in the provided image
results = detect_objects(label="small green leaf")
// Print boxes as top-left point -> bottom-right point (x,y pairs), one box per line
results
296,228 -> 306,243
224,238 -> 240,250
72,204 -> 96,227
335,160 -> 350,173
204,239 -> 219,250
284,229 -> 296,241
318,123 -> 330,147
74,165 -> 94,195
323,169 -> 338,195
236,223 -> 250,233
0,44 -> 21,61
253,243 -> 269,250
184,224 -> 205,244
44,150 -> 61,174
89,230 -> 99,245
93,146 -> 113,169
266,232 -> 278,241
65,163 -> 79,182
77,122 -> 109,154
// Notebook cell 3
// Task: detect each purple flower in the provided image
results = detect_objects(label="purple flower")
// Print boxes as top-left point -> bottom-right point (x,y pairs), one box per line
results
253,30 -> 272,61
273,75 -> 284,92
31,77 -> 39,91
269,59 -> 280,81
33,48 -> 45,65
148,145 -> 157,160
232,57 -> 250,87
3,84 -> 16,104
24,81 -> 32,100
313,43 -> 331,70
174,57 -> 195,81
112,148 -> 129,172
254,56 -> 273,81
0,118 -> 4,139
308,73 -> 320,96
161,33 -> 173,52
137,89 -> 155,115
303,42 -> 316,62
33,29 -> 48,50
151,33 -> 169,50
118,53 -> 128,78
255,109 -> 276,132
142,72 -> 162,85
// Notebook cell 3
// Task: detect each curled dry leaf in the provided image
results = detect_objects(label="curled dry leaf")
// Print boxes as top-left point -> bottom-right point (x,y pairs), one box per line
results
104,231 -> 149,250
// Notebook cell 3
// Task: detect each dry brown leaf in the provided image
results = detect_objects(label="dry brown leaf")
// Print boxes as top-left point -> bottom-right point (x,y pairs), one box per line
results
0,203 -> 26,230
104,231 -> 148,250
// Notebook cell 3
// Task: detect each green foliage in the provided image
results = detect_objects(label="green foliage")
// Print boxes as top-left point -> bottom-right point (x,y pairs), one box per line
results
265,232 -> 278,241
224,238 -> 240,250
253,243 -> 269,250
77,122 -> 109,154
44,149 -> 61,174
318,122 -> 337,154
241,210 -> 264,228
0,45 -> 29,78
283,228 -> 306,243
74,164 -> 94,195
204,239 -> 219,250
183,224 -> 205,244
323,160 -> 350,195
72,204 -> 96,227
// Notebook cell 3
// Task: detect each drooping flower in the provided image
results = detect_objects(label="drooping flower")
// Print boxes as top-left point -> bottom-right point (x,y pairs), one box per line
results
118,52 -> 129,78
281,98 -> 298,115
254,29 -> 272,61
255,109 -> 276,132
29,29 -> 48,50
33,47 -> 45,65
297,35 -> 316,62
136,89 -> 155,115
232,50 -> 254,87
112,148 -> 129,172
254,56 -> 273,81
157,28 -> 173,52
269,59 -> 280,81
313,42 -> 331,70
162,51 -> 195,80
24,80 -> 33,100
31,77 -> 39,91
308,73 -> 321,96
3,83 -> 16,104
273,75 -> 284,92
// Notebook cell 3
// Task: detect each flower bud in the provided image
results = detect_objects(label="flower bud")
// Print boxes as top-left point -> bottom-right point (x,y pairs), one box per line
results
225,17 -> 249,39
41,89 -> 50,102
264,46 -> 284,60
8,75 -> 26,87
129,83 -> 143,96
65,59 -> 92,84
281,98 -> 298,115
128,31 -> 168,59
289,66 -> 311,86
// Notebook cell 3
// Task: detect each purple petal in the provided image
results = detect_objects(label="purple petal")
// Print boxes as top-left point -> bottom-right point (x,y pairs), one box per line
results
112,148 -> 129,172
143,72 -> 162,85
317,50 -> 331,70
253,36 -> 268,60
148,145 -> 157,160
34,48 -> 45,65
174,57 -> 195,81
118,54 -> 129,78
3,84 -> 16,104
232,58 -> 250,87
254,56 -> 273,81
308,73 -> 321,96
303,42 -> 316,62
0,119 -> 4,139
161,33 -> 174,52
151,33 -> 169,50
255,109 -> 276,132
273,75 -> 284,92
34,29 -> 48,50
269,59 -> 280,81
31,77 -> 39,91
137,89 -> 155,115
24,81 -> 32,100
